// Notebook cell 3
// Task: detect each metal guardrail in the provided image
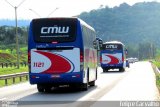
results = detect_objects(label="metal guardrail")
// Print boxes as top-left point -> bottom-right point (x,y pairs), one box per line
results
0,72 -> 28,86
0,62 -> 27,68
156,66 -> 160,74
150,60 -> 160,74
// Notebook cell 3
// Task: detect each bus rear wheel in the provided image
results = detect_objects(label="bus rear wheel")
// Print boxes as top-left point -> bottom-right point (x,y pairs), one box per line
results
80,83 -> 88,91
37,84 -> 44,92
119,68 -> 125,72
89,81 -> 95,86
45,87 -> 52,93
103,68 -> 108,72
80,75 -> 89,91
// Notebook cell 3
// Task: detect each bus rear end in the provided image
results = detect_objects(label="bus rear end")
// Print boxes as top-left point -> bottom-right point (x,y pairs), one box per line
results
100,42 -> 126,72
28,18 -> 85,92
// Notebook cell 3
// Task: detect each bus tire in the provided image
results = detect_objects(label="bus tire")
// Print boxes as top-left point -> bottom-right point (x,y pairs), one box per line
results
96,68 -> 98,80
119,68 -> 125,72
103,69 -> 105,72
81,70 -> 89,91
37,84 -> 44,93
81,83 -> 88,91
45,87 -> 52,93
103,68 -> 108,72
105,69 -> 109,72
89,81 -> 95,86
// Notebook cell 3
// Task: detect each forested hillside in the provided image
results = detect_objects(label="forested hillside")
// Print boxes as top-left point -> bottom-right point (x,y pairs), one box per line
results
0,26 -> 28,49
1,2 -> 160,59
79,2 -> 160,49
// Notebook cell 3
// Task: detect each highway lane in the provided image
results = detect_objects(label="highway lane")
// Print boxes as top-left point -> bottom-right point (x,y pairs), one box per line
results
0,61 -> 159,107
0,65 -> 128,107
96,61 -> 160,101
0,68 -> 128,101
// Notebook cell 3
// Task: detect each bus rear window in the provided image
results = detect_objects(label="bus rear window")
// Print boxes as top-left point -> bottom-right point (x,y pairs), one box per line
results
102,44 -> 122,50
32,18 -> 77,43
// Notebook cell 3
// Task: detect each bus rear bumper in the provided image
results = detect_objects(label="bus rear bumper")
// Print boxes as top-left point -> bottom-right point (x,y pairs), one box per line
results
29,72 -> 83,85
101,63 -> 124,69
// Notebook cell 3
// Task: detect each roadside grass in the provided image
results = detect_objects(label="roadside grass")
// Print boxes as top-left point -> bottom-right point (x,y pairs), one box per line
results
0,66 -> 28,75
152,60 -> 160,68
156,74 -> 160,90
0,47 -> 28,87
155,72 -> 160,92
0,46 -> 27,63
151,61 -> 160,93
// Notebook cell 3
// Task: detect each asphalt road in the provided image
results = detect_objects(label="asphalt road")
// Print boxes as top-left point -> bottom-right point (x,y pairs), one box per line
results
0,61 -> 159,107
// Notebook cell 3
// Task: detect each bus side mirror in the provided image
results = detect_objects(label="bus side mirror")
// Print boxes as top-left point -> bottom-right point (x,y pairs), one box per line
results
125,49 -> 128,55
99,40 -> 103,49
94,37 -> 103,50
93,40 -> 97,49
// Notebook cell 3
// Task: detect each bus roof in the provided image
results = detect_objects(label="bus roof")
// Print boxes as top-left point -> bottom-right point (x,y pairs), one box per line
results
31,17 -> 95,31
78,18 -> 95,31
103,41 -> 125,46
32,17 -> 77,21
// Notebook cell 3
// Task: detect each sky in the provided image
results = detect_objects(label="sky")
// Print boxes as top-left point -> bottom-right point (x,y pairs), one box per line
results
0,0 -> 159,20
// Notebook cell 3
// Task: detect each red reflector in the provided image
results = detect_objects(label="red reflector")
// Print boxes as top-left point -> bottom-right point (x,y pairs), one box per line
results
28,51 -> 31,63
72,74 -> 80,78
76,74 -> 80,77
32,76 -> 36,78
52,41 -> 58,44
122,56 -> 124,62
100,56 -> 102,63
80,52 -> 84,62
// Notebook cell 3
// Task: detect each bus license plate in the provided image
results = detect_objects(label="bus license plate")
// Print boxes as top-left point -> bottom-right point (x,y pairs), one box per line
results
51,75 -> 60,78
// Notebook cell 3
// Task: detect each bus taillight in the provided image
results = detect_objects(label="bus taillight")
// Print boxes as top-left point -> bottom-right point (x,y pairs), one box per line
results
122,56 -> 124,62
80,51 -> 84,62
100,56 -> 102,63
28,51 -> 31,63
80,51 -> 84,71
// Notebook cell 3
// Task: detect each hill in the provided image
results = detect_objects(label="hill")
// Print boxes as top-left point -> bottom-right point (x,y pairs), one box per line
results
1,2 -> 160,59
79,2 -> 160,48
0,47 -> 27,63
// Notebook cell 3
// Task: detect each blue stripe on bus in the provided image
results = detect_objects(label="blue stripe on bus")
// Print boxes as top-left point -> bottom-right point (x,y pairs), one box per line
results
29,72 -> 83,84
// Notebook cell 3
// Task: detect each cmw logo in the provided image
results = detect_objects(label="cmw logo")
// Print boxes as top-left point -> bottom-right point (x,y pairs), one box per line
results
106,45 -> 117,49
41,26 -> 69,34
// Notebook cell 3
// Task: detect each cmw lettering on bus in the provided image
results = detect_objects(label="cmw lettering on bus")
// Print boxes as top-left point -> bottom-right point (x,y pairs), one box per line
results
41,26 -> 69,34
106,45 -> 117,49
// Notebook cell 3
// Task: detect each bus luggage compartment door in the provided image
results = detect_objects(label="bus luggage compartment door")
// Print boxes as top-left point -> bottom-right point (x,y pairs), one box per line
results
101,53 -> 122,65
30,48 -> 80,74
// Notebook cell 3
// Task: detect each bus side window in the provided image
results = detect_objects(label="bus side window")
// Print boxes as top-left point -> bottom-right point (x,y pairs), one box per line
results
93,40 -> 97,49
99,40 -> 103,49
125,49 -> 128,55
